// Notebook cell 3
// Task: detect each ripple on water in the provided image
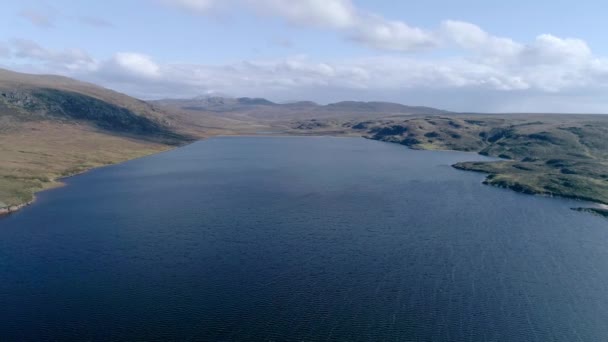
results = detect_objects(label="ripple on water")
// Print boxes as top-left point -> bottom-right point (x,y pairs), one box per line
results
1,137 -> 608,341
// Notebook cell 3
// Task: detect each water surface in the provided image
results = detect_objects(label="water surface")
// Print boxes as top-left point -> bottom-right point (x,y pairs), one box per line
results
1,137 -> 607,341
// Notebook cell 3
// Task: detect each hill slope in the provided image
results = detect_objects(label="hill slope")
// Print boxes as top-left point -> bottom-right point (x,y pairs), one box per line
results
0,68 -> 188,142
0,69 -> 193,213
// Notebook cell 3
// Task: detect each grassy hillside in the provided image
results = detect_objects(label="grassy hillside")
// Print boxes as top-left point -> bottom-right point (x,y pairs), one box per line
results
0,121 -> 173,210
0,68 -> 171,125
3,67 -> 607,217
0,69 -> 193,214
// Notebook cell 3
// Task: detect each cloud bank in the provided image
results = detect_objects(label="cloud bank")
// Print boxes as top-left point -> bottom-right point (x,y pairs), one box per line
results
168,0 -> 437,51
2,0 -> 608,112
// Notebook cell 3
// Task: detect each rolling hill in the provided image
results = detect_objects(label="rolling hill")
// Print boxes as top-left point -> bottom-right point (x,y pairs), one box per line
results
150,95 -> 450,123
0,68 -> 193,214
2,68 -> 607,217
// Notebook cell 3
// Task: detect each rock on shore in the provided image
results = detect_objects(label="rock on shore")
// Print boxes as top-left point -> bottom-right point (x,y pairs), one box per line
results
0,202 -> 32,216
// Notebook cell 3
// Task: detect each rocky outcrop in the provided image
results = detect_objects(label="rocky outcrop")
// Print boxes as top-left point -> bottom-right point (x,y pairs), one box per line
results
0,201 -> 33,216
1,87 -> 192,146
572,207 -> 608,218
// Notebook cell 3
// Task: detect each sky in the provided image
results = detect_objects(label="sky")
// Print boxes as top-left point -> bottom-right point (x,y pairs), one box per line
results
1,0 -> 608,112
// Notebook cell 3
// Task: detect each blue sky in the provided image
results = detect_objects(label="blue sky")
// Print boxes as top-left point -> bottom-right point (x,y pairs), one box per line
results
1,0 -> 608,112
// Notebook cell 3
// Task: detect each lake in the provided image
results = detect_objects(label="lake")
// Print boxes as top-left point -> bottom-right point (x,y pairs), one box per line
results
1,136 -> 607,341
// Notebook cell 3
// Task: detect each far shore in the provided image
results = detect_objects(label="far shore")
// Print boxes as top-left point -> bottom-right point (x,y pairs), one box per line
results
2,134 -> 606,219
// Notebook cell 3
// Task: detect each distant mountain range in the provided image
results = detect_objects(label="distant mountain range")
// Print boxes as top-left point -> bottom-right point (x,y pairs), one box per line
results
151,95 -> 450,118
0,68 -> 448,212
153,96 -> 278,111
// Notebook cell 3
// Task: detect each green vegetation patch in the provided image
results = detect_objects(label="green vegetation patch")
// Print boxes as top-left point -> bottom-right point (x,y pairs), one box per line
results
301,114 -> 608,206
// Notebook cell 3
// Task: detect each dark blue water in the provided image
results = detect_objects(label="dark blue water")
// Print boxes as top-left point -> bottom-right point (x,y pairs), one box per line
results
1,137 -> 608,341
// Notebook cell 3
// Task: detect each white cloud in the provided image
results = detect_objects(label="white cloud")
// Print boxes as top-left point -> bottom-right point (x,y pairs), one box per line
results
249,0 -> 356,29
82,52 -> 608,100
254,0 -> 436,51
5,36 -> 608,108
440,20 -> 522,58
162,0 -> 437,52
521,34 -> 592,65
163,0 -> 602,63
10,39 -> 96,72
156,0 -> 608,66
351,16 -> 436,51
101,53 -> 162,79
7,0 -> 608,113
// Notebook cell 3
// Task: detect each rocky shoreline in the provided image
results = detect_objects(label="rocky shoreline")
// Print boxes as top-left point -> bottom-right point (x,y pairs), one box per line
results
572,207 -> 608,218
452,163 -> 608,218
365,131 -> 608,218
0,142 -> 191,219
0,200 -> 33,216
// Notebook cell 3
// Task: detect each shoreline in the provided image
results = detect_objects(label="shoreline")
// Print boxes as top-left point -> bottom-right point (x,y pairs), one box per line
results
453,162 -> 608,205
2,135 -> 606,219
369,136 -> 608,217
0,140 -> 198,218
0,135 -> 388,217
451,160 -> 608,209
0,200 -> 35,216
